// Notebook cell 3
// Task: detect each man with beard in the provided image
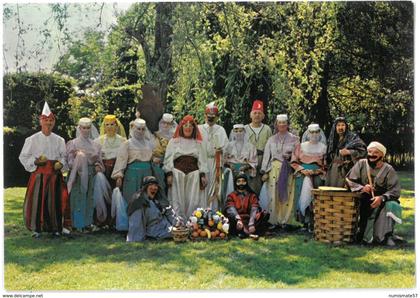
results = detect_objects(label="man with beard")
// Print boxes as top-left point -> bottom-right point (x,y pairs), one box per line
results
224,173 -> 269,239
19,102 -> 71,238
346,142 -> 401,246
126,176 -> 178,242
198,102 -> 229,211
325,117 -> 366,187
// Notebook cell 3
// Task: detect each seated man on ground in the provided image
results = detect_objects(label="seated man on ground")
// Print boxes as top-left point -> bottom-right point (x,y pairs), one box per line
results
346,141 -> 402,246
126,176 -> 178,242
224,173 -> 269,239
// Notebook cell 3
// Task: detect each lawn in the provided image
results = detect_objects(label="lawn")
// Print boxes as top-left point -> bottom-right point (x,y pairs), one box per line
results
3,171 -> 415,290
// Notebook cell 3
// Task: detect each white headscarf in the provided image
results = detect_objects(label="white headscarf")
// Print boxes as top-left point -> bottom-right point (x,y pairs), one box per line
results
157,113 -> 177,140
300,123 -> 327,156
75,117 -> 100,139
129,118 -> 155,150
367,141 -> 386,156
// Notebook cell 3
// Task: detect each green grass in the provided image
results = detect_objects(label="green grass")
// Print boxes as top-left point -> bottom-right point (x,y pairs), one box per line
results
4,171 -> 415,290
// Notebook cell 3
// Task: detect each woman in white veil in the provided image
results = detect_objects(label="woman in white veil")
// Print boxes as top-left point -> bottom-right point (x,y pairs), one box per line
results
111,118 -> 159,204
290,123 -> 327,232
66,117 -> 104,232
222,124 -> 258,204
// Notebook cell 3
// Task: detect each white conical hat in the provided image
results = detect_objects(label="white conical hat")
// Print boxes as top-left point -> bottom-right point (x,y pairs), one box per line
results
41,101 -> 52,117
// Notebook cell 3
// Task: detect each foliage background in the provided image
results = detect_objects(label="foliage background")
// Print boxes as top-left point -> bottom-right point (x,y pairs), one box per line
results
3,2 -> 414,186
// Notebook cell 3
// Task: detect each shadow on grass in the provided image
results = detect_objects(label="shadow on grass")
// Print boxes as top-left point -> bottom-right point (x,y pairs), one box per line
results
4,224 -> 415,287
4,170 -> 415,288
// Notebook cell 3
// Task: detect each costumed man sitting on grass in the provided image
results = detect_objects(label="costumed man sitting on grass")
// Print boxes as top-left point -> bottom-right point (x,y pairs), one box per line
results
19,102 -> 71,238
126,176 -> 179,242
346,141 -> 402,246
224,173 -> 269,239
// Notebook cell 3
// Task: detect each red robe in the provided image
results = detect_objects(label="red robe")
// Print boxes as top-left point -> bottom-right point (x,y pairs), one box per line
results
23,161 -> 71,232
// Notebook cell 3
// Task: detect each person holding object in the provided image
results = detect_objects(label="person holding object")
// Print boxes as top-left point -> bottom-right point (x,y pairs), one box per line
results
19,102 -> 71,238
346,141 -> 402,246
198,102 -> 229,211
163,115 -> 208,220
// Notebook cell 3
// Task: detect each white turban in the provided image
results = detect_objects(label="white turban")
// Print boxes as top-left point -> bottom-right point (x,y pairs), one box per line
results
367,141 -> 386,156
78,117 -> 92,126
276,114 -> 288,122
162,113 -> 174,123
133,118 -> 146,128
233,124 -> 244,129
308,123 -> 320,132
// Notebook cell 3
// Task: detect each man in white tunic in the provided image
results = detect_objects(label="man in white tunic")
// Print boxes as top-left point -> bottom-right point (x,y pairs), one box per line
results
198,102 -> 229,211
19,102 -> 71,238
244,100 -> 272,194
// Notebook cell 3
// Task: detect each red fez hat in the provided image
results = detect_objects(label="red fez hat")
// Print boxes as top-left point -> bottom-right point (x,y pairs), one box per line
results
252,100 -> 264,112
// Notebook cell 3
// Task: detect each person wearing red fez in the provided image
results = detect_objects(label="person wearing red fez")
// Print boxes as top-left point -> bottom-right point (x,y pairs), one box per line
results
163,115 -> 209,220
244,99 -> 272,194
19,102 -> 71,238
198,102 -> 229,211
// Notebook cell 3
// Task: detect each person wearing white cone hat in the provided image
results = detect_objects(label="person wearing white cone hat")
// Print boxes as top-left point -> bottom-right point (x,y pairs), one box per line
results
19,102 -> 71,238
66,117 -> 104,232
260,114 -> 299,227
346,141 -> 402,246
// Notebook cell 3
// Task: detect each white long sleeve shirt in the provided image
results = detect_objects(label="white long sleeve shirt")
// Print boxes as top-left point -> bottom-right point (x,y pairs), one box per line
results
19,131 -> 67,172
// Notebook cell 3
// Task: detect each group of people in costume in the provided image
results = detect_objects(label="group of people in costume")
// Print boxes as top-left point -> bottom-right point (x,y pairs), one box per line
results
19,99 -> 402,246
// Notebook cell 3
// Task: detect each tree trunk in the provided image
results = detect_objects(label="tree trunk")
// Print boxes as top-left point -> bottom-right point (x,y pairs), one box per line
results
154,2 -> 174,106
313,53 -> 332,131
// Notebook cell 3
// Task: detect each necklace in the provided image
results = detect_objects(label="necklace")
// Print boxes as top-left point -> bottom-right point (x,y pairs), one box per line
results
105,135 -> 118,147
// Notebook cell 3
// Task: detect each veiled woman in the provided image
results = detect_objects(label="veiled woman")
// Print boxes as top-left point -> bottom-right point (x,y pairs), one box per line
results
66,117 -> 104,231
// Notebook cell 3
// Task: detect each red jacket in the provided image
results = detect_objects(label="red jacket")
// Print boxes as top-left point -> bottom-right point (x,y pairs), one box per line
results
224,191 -> 259,225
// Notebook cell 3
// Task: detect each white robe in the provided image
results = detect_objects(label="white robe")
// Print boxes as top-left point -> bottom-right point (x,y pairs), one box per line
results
163,137 -> 208,220
198,123 -> 229,210
19,131 -> 67,173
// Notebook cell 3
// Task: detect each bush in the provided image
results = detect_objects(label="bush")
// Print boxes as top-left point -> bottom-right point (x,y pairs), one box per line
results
3,72 -> 75,186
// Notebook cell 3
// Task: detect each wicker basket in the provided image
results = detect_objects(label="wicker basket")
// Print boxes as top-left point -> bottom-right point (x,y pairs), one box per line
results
171,226 -> 190,243
312,189 -> 361,244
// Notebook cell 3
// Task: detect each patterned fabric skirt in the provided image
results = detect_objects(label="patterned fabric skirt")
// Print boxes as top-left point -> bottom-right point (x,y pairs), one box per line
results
23,160 -> 71,233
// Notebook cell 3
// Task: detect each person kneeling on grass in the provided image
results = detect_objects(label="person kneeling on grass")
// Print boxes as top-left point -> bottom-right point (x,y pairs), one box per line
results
346,141 -> 402,247
224,173 -> 269,239
126,176 -> 178,242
